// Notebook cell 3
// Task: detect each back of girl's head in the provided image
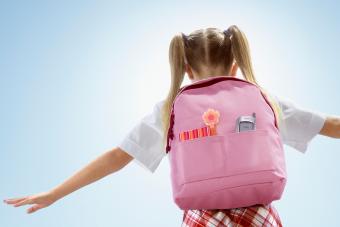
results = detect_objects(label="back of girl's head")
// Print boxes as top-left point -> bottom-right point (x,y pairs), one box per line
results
161,25 -> 282,148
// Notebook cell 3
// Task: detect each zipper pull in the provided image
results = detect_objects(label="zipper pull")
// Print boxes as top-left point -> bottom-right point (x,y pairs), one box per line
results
169,112 -> 175,139
166,109 -> 175,153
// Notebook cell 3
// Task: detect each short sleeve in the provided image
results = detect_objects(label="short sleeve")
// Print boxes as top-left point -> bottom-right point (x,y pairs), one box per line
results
272,94 -> 327,153
118,100 -> 166,173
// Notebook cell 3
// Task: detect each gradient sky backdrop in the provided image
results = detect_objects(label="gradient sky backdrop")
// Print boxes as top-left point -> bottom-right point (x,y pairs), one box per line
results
1,1 -> 340,226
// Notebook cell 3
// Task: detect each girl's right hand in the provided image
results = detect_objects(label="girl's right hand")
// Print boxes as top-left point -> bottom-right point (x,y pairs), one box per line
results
3,191 -> 57,214
3,148 -> 132,214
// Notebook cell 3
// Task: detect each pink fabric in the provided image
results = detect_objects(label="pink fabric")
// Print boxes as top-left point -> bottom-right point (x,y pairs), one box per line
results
168,76 -> 287,210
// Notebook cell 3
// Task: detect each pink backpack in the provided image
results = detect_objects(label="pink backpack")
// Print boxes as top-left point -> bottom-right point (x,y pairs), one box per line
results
165,75 -> 287,210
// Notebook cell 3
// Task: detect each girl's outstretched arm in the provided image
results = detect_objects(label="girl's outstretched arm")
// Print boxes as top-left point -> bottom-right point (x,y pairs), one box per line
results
3,147 -> 133,214
319,115 -> 340,138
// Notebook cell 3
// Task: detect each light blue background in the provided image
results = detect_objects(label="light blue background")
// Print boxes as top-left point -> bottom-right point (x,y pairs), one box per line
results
1,1 -> 339,226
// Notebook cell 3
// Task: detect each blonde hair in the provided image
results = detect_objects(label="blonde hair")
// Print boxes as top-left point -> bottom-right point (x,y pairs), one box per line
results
161,25 -> 282,148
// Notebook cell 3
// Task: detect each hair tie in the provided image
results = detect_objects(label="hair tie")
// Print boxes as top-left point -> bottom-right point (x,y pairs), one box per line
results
223,28 -> 233,40
181,32 -> 188,46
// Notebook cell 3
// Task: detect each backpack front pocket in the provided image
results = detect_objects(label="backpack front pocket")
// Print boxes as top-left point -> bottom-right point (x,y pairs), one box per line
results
175,135 -> 226,184
225,129 -> 277,175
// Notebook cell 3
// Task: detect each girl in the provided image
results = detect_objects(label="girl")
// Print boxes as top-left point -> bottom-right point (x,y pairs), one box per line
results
3,25 -> 340,226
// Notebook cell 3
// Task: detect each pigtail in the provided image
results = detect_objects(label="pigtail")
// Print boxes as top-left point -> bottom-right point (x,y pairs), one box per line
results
225,25 -> 282,128
161,33 -> 186,149
225,25 -> 258,85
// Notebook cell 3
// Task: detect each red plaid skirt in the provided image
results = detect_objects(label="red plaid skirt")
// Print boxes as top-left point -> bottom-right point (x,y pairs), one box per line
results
181,204 -> 283,227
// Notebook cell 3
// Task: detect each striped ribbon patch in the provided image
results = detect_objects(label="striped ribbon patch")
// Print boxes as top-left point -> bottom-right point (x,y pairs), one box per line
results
179,126 -> 214,141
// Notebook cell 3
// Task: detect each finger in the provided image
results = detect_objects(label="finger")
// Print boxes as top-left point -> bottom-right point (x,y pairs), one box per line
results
27,204 -> 45,214
13,198 -> 33,207
4,197 -> 27,204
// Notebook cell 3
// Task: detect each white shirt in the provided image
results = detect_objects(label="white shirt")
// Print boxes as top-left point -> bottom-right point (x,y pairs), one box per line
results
118,94 -> 327,174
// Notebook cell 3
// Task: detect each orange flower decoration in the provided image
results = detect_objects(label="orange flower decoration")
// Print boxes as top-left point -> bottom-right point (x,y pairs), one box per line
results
202,108 -> 220,127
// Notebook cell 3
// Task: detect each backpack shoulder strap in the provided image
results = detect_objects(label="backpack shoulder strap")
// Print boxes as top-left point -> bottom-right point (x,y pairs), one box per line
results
257,86 -> 282,130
